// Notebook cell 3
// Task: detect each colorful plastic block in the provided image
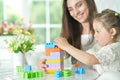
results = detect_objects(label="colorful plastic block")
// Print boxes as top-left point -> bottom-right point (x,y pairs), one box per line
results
22,72 -> 31,79
37,72 -> 43,77
24,65 -> 32,72
16,66 -> 22,72
22,71 -> 43,79
54,71 -> 63,78
46,70 -> 56,74
54,69 -> 72,78
74,63 -> 80,68
75,67 -> 85,74
45,46 -> 61,56
45,42 -> 56,48
46,58 -> 64,63
47,62 -> 64,67
62,69 -> 72,77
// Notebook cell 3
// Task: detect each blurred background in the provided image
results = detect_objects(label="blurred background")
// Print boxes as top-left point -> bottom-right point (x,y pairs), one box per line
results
0,0 -> 120,70
0,0 -> 62,44
0,0 -> 120,44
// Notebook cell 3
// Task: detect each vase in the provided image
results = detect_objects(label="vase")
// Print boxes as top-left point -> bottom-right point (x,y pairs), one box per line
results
12,52 -> 28,72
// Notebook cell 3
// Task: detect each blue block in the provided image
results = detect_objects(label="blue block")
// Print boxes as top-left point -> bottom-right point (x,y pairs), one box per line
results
25,65 -> 32,72
54,71 -> 63,78
75,67 -> 85,74
45,42 -> 56,48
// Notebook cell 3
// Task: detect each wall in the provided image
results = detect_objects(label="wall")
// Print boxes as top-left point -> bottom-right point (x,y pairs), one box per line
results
95,0 -> 120,12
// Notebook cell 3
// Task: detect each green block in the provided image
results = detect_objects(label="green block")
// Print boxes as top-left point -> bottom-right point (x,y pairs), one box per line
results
32,72 -> 37,78
37,71 -> 43,77
62,69 -> 72,77
16,66 -> 22,72
22,72 -> 31,79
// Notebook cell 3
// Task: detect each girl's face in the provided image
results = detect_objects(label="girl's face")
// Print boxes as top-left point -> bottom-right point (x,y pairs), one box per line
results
93,21 -> 114,47
67,0 -> 89,23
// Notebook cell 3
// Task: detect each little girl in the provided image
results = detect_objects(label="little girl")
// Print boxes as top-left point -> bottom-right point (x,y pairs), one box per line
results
54,9 -> 120,79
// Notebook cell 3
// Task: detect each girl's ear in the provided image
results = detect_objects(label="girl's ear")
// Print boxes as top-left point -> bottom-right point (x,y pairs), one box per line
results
110,28 -> 117,36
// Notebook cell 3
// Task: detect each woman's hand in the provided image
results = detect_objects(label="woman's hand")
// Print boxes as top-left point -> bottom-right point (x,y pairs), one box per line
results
38,58 -> 47,72
54,37 -> 70,50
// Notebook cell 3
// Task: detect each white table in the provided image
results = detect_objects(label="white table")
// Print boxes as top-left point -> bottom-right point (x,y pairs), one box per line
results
0,44 -> 99,80
0,67 -> 99,80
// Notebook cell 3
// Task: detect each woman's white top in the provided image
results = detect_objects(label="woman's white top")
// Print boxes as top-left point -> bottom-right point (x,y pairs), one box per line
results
87,42 -> 120,74
81,34 -> 95,50
76,34 -> 95,69
65,34 -> 95,68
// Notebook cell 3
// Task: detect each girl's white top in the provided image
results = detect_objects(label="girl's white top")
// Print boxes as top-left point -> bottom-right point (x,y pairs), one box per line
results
87,42 -> 120,74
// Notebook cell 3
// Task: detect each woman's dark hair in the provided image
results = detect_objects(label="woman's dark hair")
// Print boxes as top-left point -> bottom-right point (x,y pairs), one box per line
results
60,0 -> 97,64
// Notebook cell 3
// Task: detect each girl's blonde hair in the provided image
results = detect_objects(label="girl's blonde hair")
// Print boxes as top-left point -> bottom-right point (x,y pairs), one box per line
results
94,9 -> 120,40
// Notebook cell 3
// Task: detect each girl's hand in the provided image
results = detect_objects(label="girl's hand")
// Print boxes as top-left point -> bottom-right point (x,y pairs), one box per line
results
54,37 -> 70,50
38,58 -> 47,72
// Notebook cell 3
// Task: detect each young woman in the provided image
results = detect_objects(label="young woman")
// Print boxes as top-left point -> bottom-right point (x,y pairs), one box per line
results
39,0 -> 97,72
54,9 -> 120,79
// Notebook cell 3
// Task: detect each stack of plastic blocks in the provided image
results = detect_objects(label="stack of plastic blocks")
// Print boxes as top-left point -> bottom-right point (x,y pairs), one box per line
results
54,69 -> 72,78
45,42 -> 64,74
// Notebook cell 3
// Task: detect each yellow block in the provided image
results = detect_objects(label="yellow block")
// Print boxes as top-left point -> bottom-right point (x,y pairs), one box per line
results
46,58 -> 64,63
46,70 -> 56,74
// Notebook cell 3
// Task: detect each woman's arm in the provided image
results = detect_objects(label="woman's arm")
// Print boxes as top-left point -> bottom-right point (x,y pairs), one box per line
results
54,37 -> 99,65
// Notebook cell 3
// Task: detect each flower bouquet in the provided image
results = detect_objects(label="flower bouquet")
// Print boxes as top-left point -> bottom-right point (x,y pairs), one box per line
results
5,28 -> 36,70
5,29 -> 36,54
0,19 -> 34,36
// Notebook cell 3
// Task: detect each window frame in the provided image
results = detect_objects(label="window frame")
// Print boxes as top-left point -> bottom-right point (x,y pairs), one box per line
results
2,0 -> 62,43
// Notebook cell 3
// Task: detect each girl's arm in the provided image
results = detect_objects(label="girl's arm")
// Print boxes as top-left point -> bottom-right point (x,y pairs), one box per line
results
54,37 -> 99,65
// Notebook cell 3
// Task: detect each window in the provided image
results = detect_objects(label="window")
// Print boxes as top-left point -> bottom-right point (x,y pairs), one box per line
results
1,0 -> 63,44
0,0 -> 3,22
30,0 -> 62,43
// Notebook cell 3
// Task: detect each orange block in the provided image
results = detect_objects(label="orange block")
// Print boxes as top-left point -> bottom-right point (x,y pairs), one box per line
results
74,63 -> 80,68
45,49 -> 50,56
45,46 -> 62,56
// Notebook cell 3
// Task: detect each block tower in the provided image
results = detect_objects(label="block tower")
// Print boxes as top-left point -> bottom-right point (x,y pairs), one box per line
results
45,42 -> 64,74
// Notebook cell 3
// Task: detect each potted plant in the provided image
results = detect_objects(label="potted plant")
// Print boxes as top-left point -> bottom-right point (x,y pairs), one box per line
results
5,29 -> 36,70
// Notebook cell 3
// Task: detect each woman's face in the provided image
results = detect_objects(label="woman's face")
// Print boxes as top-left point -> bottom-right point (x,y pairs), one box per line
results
67,0 -> 89,23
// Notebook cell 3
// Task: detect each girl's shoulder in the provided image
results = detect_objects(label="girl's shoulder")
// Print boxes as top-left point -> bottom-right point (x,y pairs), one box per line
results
98,42 -> 120,55
86,43 -> 100,55
102,42 -> 120,50
86,42 -> 120,55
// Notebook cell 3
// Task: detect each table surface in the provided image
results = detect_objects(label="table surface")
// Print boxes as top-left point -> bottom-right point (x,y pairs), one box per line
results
0,67 -> 99,80
0,47 -> 99,80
